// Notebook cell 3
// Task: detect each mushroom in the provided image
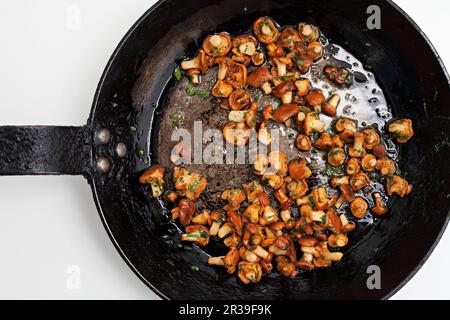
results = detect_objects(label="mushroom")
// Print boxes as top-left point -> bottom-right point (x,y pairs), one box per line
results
245,102 -> 258,128
272,80 -> 295,104
331,134 -> 345,148
295,134 -> 312,151
175,199 -> 197,226
321,93 -> 341,117
216,57 -> 234,80
345,158 -> 361,175
211,80 -> 234,98
274,57 -> 292,78
202,32 -> 232,57
293,42 -> 314,73
335,118 -> 357,133
258,127 -> 272,145
307,41 -> 324,61
208,256 -> 225,267
325,207 -> 342,233
192,209 -> 210,225
232,35 -> 258,56
181,225 -> 210,246
328,234 -> 348,248
228,89 -> 251,110
237,262 -> 263,284
280,209 -> 295,228
386,175 -> 413,198
259,206 -> 279,225
223,122 -> 250,146
276,256 -> 298,278
252,52 -> 265,66
180,49 -> 209,74
268,151 -> 288,176
274,189 -> 293,210
285,179 -> 309,200
139,165 -> 165,197
221,188 -> 246,211
243,203 -> 263,224
239,247 -> 259,263
278,26 -> 301,49
246,67 -> 273,94
327,148 -> 346,167
362,128 -> 381,150
209,211 -> 226,236
243,180 -> 263,203
303,112 -> 325,136
312,187 -> 335,210
324,66 -> 350,85
348,132 -> 366,158
261,174 -> 284,190
288,158 -> 312,181
305,90 -> 326,109
163,190 -> 178,202
329,176 -> 349,188
372,144 -> 388,159
349,172 -> 371,191
361,154 -> 377,172
314,132 -> 333,150
224,247 -> 240,274
186,68 -> 201,85
253,154 -> 269,175
266,42 -> 284,58
173,167 -> 207,200
252,245 -> 272,261
350,197 -> 368,219
388,119 -> 414,143
228,110 -> 246,123
218,222 -> 235,239
375,158 -> 397,176
253,17 -> 280,44
272,103 -> 300,123
224,233 -> 241,247
298,23 -> 320,43
340,213 -> 356,233
294,78 -> 310,97
371,192 -> 387,216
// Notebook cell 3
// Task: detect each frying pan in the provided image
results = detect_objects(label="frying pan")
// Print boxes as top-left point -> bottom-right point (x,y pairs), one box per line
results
0,0 -> 449,300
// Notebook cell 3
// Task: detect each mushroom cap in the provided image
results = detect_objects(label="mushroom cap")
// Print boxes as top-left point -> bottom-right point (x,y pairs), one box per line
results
228,89 -> 251,110
246,67 -> 273,88
139,165 -> 165,185
253,16 -> 280,44
202,32 -> 232,57
350,197 -> 368,219
272,103 -> 300,123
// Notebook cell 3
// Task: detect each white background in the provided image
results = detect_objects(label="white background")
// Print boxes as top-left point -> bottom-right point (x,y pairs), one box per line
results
0,0 -> 448,300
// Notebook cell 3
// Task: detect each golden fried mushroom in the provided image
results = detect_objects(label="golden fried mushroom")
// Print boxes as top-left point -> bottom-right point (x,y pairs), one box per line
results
350,197 -> 368,219
238,262 -> 263,284
139,165 -> 165,197
388,119 -> 414,143
327,148 -> 346,167
203,32 -> 232,57
253,17 -> 280,44
386,175 -> 413,198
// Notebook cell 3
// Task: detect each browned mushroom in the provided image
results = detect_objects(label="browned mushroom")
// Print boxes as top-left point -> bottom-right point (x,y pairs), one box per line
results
192,209 -> 210,225
163,190 -> 178,202
223,122 -> 250,146
328,233 -> 348,248
321,94 -> 340,117
307,41 -> 324,61
203,32 -> 232,57
211,80 -> 233,98
375,158 -> 397,176
253,17 -> 280,44
303,112 -> 325,135
345,158 -> 361,176
362,128 -> 381,150
246,66 -> 273,94
228,89 -> 251,110
350,197 -> 368,219
298,23 -> 320,43
181,225 -> 210,246
386,175 -> 413,198
361,154 -> 377,172
272,103 -> 300,123
327,148 -> 346,167
272,80 -> 295,104
388,119 -> 414,143
294,78 -> 310,97
180,49 -> 209,74
173,166 -> 207,200
288,158 -> 312,181
371,192 -> 387,216
221,188 -> 246,211
139,165 -> 165,197
276,256 -> 298,278
349,172 -> 371,191
223,247 -> 240,274
238,262 -> 263,284
295,134 -> 312,151
314,132 -> 333,150
348,132 -> 366,158
232,35 -> 258,56
278,26 -> 301,49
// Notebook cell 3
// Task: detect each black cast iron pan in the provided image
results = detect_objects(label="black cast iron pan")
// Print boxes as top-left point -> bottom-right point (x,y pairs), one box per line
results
0,0 -> 449,300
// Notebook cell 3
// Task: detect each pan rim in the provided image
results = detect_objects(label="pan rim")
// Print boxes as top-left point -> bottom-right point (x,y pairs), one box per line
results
88,0 -> 450,300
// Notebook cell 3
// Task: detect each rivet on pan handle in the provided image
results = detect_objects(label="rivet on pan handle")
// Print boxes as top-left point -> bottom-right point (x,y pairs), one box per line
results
0,125 -> 92,176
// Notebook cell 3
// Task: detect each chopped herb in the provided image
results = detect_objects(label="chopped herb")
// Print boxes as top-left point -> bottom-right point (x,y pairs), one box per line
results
308,195 -> 315,208
191,265 -> 200,271
295,53 -> 305,66
188,178 -> 200,191
169,112 -> 184,128
199,229 -> 209,238
288,133 -> 295,139
173,66 -> 182,80
138,149 -> 145,156
130,126 -> 137,132
185,82 -> 196,96
320,213 -> 327,224
196,90 -> 210,98
324,164 -> 344,176
434,133 -> 450,151
252,90 -> 263,102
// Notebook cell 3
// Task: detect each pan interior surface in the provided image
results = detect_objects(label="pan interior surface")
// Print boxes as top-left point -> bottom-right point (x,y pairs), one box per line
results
88,0 -> 450,299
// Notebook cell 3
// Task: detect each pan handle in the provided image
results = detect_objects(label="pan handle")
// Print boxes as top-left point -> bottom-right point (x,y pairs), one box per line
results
0,126 -> 91,176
